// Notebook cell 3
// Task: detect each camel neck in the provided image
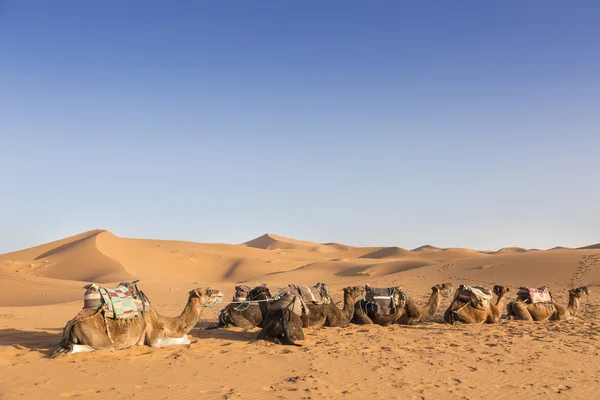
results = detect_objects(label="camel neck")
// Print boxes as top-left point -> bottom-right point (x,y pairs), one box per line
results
341,293 -> 358,322
158,297 -> 203,336
425,291 -> 442,317
495,294 -> 506,307
567,295 -> 580,314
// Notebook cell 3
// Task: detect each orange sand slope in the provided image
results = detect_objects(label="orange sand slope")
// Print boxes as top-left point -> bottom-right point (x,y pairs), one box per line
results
1,230 -> 599,399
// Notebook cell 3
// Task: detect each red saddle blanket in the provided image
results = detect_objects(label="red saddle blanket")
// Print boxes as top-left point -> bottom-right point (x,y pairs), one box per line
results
517,286 -> 552,304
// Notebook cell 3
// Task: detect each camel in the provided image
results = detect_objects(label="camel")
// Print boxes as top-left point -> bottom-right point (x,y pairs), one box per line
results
53,288 -> 223,357
257,307 -> 304,346
507,286 -> 589,321
444,285 -> 509,324
217,285 -> 272,329
352,283 -> 453,326
304,286 -> 364,327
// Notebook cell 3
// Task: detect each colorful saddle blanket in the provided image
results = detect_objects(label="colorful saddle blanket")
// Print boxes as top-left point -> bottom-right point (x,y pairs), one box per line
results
454,285 -> 493,309
83,283 -> 139,319
516,286 -> 553,304
364,285 -> 406,316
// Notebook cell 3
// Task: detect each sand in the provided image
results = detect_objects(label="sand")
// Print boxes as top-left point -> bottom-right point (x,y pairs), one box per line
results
1,230 -> 599,399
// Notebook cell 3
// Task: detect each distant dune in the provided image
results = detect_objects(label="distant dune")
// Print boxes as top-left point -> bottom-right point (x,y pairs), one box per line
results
422,248 -> 488,261
577,243 -> 600,250
359,246 -> 415,259
491,247 -> 529,254
243,233 -> 346,253
411,245 -> 441,252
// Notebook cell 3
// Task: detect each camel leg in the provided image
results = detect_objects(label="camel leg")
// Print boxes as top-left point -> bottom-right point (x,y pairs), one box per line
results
151,335 -> 191,347
257,319 -> 282,344
352,312 -> 373,324
227,314 -> 256,330
70,345 -> 95,354
510,303 -> 533,321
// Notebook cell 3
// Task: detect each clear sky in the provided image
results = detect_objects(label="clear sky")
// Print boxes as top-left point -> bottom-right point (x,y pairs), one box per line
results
1,1 -> 599,253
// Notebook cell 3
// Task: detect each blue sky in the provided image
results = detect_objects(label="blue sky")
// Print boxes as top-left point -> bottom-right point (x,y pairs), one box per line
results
1,1 -> 599,253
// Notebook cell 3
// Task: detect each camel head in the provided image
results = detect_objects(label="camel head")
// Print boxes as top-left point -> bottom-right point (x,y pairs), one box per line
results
248,284 -> 272,301
343,286 -> 365,300
493,285 -> 510,297
189,288 -> 223,306
432,283 -> 454,297
569,286 -> 589,298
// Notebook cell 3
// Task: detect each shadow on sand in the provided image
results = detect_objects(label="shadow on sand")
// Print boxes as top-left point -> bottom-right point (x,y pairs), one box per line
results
0,328 -> 62,358
191,321 -> 260,343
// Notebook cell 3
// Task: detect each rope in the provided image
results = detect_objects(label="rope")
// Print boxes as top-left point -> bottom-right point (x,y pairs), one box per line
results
202,293 -> 281,308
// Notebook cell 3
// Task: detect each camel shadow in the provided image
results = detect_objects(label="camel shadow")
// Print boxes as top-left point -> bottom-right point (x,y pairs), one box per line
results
0,328 -> 62,358
191,321 -> 259,343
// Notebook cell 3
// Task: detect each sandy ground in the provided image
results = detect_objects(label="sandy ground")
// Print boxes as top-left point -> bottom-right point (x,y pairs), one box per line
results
1,230 -> 599,399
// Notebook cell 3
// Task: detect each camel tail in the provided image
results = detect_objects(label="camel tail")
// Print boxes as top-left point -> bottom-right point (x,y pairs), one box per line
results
281,309 -> 301,347
52,318 -> 78,358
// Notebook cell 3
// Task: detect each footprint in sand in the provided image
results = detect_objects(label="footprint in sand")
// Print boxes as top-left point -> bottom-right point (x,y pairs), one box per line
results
570,254 -> 599,287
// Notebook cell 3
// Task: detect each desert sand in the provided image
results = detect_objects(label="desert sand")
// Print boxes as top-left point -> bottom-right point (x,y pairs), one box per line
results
1,230 -> 599,399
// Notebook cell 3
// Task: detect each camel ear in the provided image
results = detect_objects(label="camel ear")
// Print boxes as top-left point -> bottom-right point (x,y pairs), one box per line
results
189,289 -> 202,297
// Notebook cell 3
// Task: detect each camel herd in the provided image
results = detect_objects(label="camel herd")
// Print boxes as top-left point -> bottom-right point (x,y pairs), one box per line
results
53,282 -> 590,356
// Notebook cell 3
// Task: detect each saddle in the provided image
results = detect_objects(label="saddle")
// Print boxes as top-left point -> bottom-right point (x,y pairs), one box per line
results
83,280 -> 150,320
364,285 -> 406,316
516,286 -> 553,304
267,285 -> 308,316
454,284 -> 493,310
293,283 -> 331,305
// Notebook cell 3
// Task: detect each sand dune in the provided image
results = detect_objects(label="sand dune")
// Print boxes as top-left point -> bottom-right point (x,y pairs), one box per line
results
358,246 -> 415,259
1,230 -> 133,283
1,230 -> 600,399
243,233 -> 344,253
492,247 -> 530,254
578,243 -> 600,250
411,244 -> 441,252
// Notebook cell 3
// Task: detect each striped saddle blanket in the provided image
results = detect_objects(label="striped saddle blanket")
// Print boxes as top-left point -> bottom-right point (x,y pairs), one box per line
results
83,283 -> 139,319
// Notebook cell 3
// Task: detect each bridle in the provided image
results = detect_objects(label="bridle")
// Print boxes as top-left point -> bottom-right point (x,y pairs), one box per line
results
199,291 -> 224,308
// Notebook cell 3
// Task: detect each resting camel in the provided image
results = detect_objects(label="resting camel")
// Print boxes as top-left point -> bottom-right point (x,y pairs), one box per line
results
444,285 -> 509,324
507,286 -> 589,321
217,285 -> 272,329
352,283 -> 454,326
257,306 -> 304,346
305,286 -> 364,327
53,288 -> 223,357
